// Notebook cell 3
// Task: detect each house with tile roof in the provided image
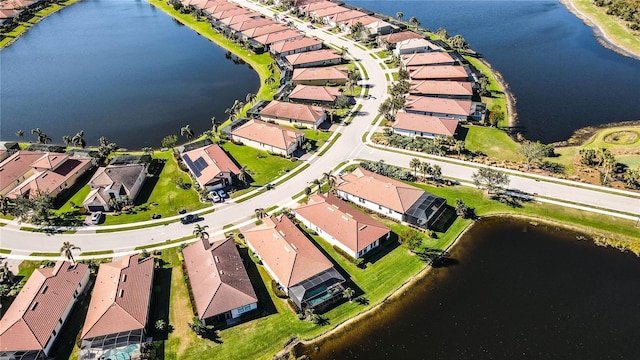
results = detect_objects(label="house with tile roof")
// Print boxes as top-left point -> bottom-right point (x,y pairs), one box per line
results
0,262 -> 90,360
291,67 -> 348,86
180,143 -> 240,191
408,65 -> 470,82
394,38 -> 443,56
182,237 -> 258,324
392,112 -> 459,139
242,215 -> 346,311
325,9 -> 367,27
298,0 -> 335,16
231,119 -> 305,156
82,164 -> 147,212
259,100 -> 327,129
241,23 -> 288,41
401,52 -> 456,67
335,168 -> 447,229
295,194 -> 391,259
79,255 -> 154,360
229,17 -> 274,34
409,80 -> 473,99
212,6 -> 251,20
287,84 -> 342,105
218,13 -> 259,27
338,14 -> 377,32
253,29 -> 304,47
270,37 -> 323,57
285,49 -> 342,69
403,95 -> 475,121
0,151 -> 92,200
377,31 -> 423,49
311,6 -> 349,23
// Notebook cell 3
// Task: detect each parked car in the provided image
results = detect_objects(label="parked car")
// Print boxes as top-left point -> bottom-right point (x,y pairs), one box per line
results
209,191 -> 221,203
217,189 -> 227,199
180,214 -> 198,224
90,211 -> 103,225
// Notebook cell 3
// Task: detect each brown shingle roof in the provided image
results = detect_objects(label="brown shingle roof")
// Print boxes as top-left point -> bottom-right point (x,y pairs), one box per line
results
0,262 -> 89,353
409,65 -> 469,80
181,144 -> 240,187
242,216 -> 333,288
295,194 -> 390,254
291,67 -> 348,82
183,238 -> 257,320
270,37 -> 322,54
378,31 -> 423,44
231,119 -> 304,152
404,95 -> 472,117
402,52 -> 455,67
336,168 -> 425,214
259,100 -> 325,123
409,80 -> 473,97
288,85 -> 342,102
392,112 -> 459,137
81,255 -> 154,340
285,49 -> 341,66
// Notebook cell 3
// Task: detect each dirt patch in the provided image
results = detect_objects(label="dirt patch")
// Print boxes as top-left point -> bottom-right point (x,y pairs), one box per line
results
603,131 -> 639,145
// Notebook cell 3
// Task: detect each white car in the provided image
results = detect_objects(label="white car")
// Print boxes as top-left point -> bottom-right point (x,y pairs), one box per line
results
90,211 -> 103,224
209,191 -> 221,202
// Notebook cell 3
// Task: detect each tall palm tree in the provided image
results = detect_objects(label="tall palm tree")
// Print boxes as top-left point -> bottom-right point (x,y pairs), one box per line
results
193,224 -> 209,240
142,147 -> 154,156
409,158 -> 421,177
238,165 -> 250,186
60,241 -> 77,264
409,16 -> 420,30
16,130 -> 24,141
396,11 -> 403,21
63,135 -> 73,146
343,287 -> 355,302
453,140 -> 465,156
180,125 -> 194,140
245,92 -> 256,104
431,164 -> 442,180
419,161 -> 431,181
322,171 -> 336,192
72,130 -> 86,148
31,128 -> 51,144
254,208 -> 266,219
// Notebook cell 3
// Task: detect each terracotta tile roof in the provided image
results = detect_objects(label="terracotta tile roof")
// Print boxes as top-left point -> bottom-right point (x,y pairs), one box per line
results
205,2 -> 238,15
242,216 -> 334,288
81,255 -> 154,340
0,9 -> 18,18
378,31 -> 423,44
285,49 -> 341,66
288,84 -> 342,102
183,238 -> 258,320
312,5 -> 349,18
328,9 -> 366,23
231,18 -> 274,32
392,112 -> 459,137
299,0 -> 335,13
341,15 -> 378,28
183,0 -> 210,7
253,29 -> 304,45
291,67 -> 348,82
396,38 -> 442,52
242,23 -> 288,38
336,168 -> 425,214
295,194 -> 390,254
409,65 -> 469,81
231,119 -> 304,152
0,262 -> 89,353
402,52 -> 455,67
404,95 -> 472,117
409,80 -> 473,97
259,100 -> 325,123
181,144 -> 240,187
212,7 -> 251,20
220,13 -> 259,26
270,37 -> 322,54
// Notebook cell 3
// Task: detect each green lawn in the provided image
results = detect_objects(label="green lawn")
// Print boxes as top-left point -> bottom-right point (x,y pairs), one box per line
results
464,56 -> 509,128
463,125 -> 522,162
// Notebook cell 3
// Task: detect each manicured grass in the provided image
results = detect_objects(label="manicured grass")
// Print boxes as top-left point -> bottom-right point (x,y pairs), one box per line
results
29,252 -> 61,257
464,56 -> 509,128
463,125 -> 522,162
79,250 -> 114,256
618,154 -> 640,169
317,133 -> 341,156
55,185 -> 91,215
0,249 -> 11,254
375,50 -> 389,59
221,142 -> 298,191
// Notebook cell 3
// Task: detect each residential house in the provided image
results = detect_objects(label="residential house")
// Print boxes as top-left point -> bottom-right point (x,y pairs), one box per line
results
404,95 -> 484,121
298,0 -> 335,16
82,164 -> 147,212
218,13 -> 260,27
365,19 -> 396,36
241,23 -> 288,41
325,9 -> 366,28
182,237 -> 258,324
287,84 -> 342,105
285,49 -> 342,69
295,193 -> 391,259
401,52 -> 456,67
311,6 -> 349,24
259,100 -> 326,129
80,255 -> 154,360
229,17 -> 274,34
377,30 -> 423,49
408,65 -> 469,82
394,38 -> 443,56
231,119 -> 305,156
0,262 -> 90,360
409,80 -> 473,99
338,15 -> 378,32
291,67 -> 348,86
180,143 -> 240,190
0,151 -> 92,199
0,150 -> 9,163
270,37 -> 323,57
211,7 -> 251,21
243,215 -> 346,311
335,167 -> 447,229
253,29 -> 304,48
392,112 -> 459,138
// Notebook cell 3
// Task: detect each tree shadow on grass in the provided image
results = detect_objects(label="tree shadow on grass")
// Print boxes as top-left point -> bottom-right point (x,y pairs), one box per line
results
135,160 -> 165,206
418,248 -> 459,268
52,285 -> 93,359
234,246 -> 278,321
148,266 -> 172,341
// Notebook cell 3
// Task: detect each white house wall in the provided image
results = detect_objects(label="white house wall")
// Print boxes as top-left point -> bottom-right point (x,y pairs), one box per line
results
230,302 -> 258,319
336,190 -> 404,222
294,213 -> 359,259
231,135 -> 290,156
392,127 -> 442,139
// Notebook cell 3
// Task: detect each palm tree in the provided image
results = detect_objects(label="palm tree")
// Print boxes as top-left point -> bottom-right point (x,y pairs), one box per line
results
31,128 -> 51,144
193,224 -> 209,240
210,116 -> 218,133
15,130 -> 24,141
322,171 -> 336,192
396,11 -> 403,21
431,164 -> 442,180
246,92 -> 256,104
180,125 -> 194,140
409,16 -> 420,30
142,147 -> 154,156
60,241 -> 77,264
453,140 -> 465,156
409,158 -> 421,177
62,135 -> 73,146
72,130 -> 86,148
343,287 -> 355,302
238,165 -> 250,186
419,161 -> 431,181
254,208 -> 266,219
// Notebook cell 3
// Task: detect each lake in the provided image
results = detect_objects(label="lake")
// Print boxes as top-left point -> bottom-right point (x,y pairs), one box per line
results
0,0 -> 259,149
351,0 -> 640,143
305,217 -> 640,359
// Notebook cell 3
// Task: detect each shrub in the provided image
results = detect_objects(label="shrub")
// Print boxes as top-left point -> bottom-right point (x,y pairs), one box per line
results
272,280 -> 288,298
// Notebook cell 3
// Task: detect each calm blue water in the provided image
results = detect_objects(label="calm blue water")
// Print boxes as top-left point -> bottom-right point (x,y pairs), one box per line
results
352,0 -> 640,142
0,0 -> 259,149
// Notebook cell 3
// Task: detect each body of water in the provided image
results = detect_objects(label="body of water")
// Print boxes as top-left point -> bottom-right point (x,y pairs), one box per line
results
352,0 -> 640,143
306,217 -> 640,359
0,0 -> 259,149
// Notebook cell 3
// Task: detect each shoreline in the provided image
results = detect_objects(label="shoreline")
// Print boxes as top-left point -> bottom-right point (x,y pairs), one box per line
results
559,0 -> 640,60
477,57 -> 518,129
293,212 -> 639,357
